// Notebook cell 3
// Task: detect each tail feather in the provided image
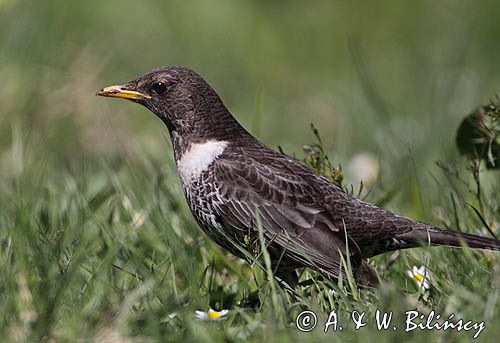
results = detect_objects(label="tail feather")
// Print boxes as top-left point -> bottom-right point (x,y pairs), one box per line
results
397,226 -> 500,251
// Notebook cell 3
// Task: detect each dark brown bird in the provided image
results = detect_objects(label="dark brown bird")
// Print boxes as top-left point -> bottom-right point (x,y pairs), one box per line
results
97,66 -> 500,286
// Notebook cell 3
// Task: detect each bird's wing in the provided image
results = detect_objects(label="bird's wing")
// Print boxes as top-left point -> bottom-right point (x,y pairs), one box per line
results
212,146 -> 362,279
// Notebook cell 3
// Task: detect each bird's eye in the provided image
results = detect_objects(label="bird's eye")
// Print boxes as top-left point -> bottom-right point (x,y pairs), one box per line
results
151,82 -> 167,95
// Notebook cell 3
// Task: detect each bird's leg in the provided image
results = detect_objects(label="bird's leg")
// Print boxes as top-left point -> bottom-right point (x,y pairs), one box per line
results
355,262 -> 380,288
273,266 -> 299,290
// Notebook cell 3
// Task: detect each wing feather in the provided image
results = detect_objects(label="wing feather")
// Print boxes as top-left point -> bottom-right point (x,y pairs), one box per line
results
212,149 -> 362,279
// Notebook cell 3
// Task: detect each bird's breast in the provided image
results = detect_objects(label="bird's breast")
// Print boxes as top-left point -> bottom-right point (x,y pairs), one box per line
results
181,164 -> 224,228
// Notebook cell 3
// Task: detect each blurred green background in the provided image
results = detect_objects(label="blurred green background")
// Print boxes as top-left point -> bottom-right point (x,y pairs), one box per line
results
2,0 -> 500,210
1,0 -> 499,341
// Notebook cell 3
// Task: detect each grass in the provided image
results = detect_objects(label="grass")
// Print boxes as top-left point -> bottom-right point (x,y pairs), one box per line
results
1,0 -> 500,341
0,122 -> 498,342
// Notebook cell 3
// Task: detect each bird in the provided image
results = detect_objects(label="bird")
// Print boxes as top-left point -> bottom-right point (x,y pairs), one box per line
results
97,66 -> 500,286
456,101 -> 500,169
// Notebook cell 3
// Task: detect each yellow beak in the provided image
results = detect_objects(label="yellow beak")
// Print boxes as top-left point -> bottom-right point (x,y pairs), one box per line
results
96,85 -> 151,100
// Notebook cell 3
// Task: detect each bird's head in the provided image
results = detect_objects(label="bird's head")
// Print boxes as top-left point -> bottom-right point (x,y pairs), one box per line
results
97,66 -> 233,138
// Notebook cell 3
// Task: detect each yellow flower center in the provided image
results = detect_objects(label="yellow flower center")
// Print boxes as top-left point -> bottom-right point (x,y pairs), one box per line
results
414,273 -> 424,282
208,310 -> 221,319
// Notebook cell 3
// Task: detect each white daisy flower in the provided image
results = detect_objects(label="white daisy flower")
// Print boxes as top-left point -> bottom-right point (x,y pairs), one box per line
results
195,308 -> 229,321
406,265 -> 432,290
131,210 -> 147,228
347,152 -> 379,186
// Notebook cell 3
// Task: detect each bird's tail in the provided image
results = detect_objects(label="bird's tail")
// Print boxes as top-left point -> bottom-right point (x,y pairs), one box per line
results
396,226 -> 500,251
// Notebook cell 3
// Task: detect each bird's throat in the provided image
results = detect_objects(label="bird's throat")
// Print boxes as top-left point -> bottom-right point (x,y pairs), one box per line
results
176,140 -> 228,185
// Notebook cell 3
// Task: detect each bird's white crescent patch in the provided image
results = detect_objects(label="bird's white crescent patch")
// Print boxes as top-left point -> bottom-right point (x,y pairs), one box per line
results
177,140 -> 228,184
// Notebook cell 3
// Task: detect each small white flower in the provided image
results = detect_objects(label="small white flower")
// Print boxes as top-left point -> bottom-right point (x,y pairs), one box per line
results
347,152 -> 379,186
131,210 -> 147,228
195,308 -> 229,321
407,265 -> 432,290
328,289 -> 339,297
